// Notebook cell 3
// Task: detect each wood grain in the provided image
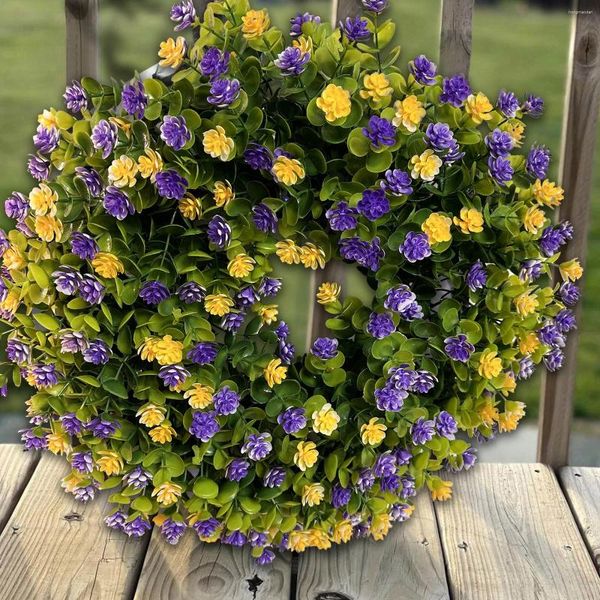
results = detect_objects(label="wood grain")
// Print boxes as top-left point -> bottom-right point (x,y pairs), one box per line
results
0,445 -> 39,534
65,0 -> 99,82
295,492 -> 450,600
332,0 -> 363,21
0,453 -> 149,600
439,0 -> 474,76
434,463 -> 600,600
538,0 -> 600,467
559,467 -> 600,571
134,529 -> 291,600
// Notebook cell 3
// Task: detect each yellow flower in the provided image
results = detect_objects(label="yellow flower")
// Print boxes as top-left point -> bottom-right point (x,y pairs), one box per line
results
110,117 -> 132,137
152,481 -> 182,506
306,528 -> 331,550
92,252 -> 124,279
360,417 -> 387,446
138,337 -> 159,361
0,291 -> 20,317
47,432 -> 70,455
158,36 -> 186,68
149,423 -> 177,444
136,404 -> 166,427
500,119 -> 525,147
288,530 -> 310,552
453,208 -> 484,234
533,179 -> 564,207
3,246 -> 25,271
360,72 -> 393,104
498,402 -> 526,433
29,183 -> 58,216
514,291 -> 539,317
478,349 -> 503,379
137,148 -> 163,181
332,519 -> 353,544
62,471 -> 86,493
422,212 -> 452,244
299,243 -> 326,270
213,181 -> 235,207
292,35 -> 313,55
316,282 -> 341,304
205,293 -> 233,316
302,483 -> 325,507
264,358 -> 287,388
519,333 -> 540,355
203,126 -> 235,161
392,95 -> 426,132
478,399 -> 500,426
38,109 -> 58,130
97,451 -> 123,476
410,149 -> 442,182
184,384 -> 214,409
272,156 -> 305,186
108,155 -> 138,187
228,253 -> 255,278
154,335 -> 184,365
257,304 -> 278,324
294,440 -> 319,471
431,479 -> 453,502
241,8 -> 270,39
499,372 -> 517,396
34,215 -> 63,242
178,195 -> 201,219
559,259 -> 583,282
370,513 -> 392,541
276,239 -> 301,264
312,403 -> 340,436
464,92 -> 493,124
316,84 -> 352,123
523,205 -> 546,234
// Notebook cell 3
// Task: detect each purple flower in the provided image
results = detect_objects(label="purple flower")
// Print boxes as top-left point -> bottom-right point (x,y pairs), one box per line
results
488,156 -> 513,185
170,0 -> 196,31
394,447 -> 413,465
362,0 -> 388,13
160,115 -> 191,150
155,169 -> 188,200
75,167 -> 103,197
485,129 -> 514,157
275,322 -> 289,340
257,548 -> 276,565
497,90 -> 519,118
213,386 -> 240,415
187,342 -> 218,365
544,347 -> 564,372
82,339 -> 111,365
275,46 -> 311,76
190,410 -> 220,442
539,226 -> 566,257
341,16 -> 370,42
400,232 -> 431,262
208,78 -> 241,107
207,215 -> 231,249
252,203 -> 278,233
226,458 -> 250,482
385,284 -> 416,313
555,309 -> 576,333
411,370 -> 437,394
79,275 -> 105,305
221,312 -> 245,332
200,47 -> 230,79
463,448 -> 478,470
248,531 -> 268,548
278,341 -> 296,365
467,260 -> 487,292
33,125 -> 60,154
367,312 -> 395,339
440,74 -> 471,107
61,413 -> 84,435
411,417 -> 435,445
123,466 -> 152,490
362,116 -> 396,148
242,433 -> 272,461
332,484 -> 352,508
20,429 -> 47,450
162,519 -> 187,545
123,517 -> 152,538
339,236 -> 384,271
72,452 -> 93,473
222,530 -> 247,546
311,337 -> 338,359
326,202 -> 358,231
380,474 -> 400,492
63,80 -> 87,113
158,364 -> 190,387
27,155 -> 50,182
6,339 -> 29,363
381,168 -> 413,196
522,94 -> 544,117
290,12 -> 321,37
177,281 -> 206,303
74,484 -> 97,503
244,143 -> 273,170
193,518 -> 220,538
444,334 -> 474,362
103,186 -> 135,220
526,145 -> 551,179
277,407 -> 306,434
374,385 -> 407,412
399,475 -> 416,498
52,266 -> 82,295
410,55 -> 437,86
87,417 -> 120,438
259,278 -> 281,297
236,286 -> 260,308
425,122 -> 456,151
518,356 -> 535,380
91,120 -> 118,159
436,411 -> 457,439
357,468 -> 375,492
121,80 -> 147,119
373,453 -> 397,478
520,259 -> 543,282
104,510 -> 127,531
139,281 -> 170,305
264,467 -> 286,488
357,189 -> 390,221
538,322 -> 565,348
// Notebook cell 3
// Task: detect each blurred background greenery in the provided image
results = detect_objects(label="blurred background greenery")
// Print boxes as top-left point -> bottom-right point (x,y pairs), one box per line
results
1,0 -> 598,441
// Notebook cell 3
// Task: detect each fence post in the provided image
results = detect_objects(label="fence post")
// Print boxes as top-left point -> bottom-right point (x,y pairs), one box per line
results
439,0 -> 474,76
65,0 -> 99,83
538,0 -> 600,467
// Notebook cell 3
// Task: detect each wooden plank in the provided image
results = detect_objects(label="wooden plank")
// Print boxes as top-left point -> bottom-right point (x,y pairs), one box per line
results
0,453 -> 148,600
134,529 -> 291,600
538,0 -> 600,467
0,445 -> 39,534
559,467 -> 600,571
65,0 -> 99,82
296,492 -> 450,600
434,463 -> 600,599
332,0 -> 363,21
439,0 -> 474,75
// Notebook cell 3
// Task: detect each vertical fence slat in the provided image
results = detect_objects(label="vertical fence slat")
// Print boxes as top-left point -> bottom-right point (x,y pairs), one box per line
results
538,0 -> 600,467
331,0 -> 364,22
65,0 -> 99,83
439,0 -> 474,76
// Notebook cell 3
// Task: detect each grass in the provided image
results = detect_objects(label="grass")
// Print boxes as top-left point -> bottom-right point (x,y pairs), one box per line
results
0,0 -> 598,420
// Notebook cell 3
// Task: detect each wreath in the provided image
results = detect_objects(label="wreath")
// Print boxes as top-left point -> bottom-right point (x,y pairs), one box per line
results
1,0 -> 582,563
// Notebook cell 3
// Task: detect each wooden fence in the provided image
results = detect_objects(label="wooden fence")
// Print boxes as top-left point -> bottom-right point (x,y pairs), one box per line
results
64,0 -> 600,467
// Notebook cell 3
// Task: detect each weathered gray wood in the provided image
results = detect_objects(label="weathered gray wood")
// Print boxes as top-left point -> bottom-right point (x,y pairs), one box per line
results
333,0 -> 363,21
65,0 -> 99,82
538,0 -> 600,467
559,467 -> 600,571
134,528 -> 291,600
434,463 -> 600,599
0,445 -> 39,534
0,453 -> 148,600
439,0 -> 474,75
296,492 -> 450,600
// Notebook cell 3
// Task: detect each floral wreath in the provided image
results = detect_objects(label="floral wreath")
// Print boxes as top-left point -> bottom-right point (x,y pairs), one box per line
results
1,0 -> 582,564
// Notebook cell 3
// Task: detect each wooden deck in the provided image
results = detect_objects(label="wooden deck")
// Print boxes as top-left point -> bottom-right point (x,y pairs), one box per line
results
0,446 -> 599,599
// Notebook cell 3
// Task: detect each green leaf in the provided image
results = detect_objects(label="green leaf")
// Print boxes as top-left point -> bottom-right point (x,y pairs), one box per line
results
366,150 -> 393,173
102,378 -> 129,399
33,313 -> 60,331
131,496 -> 153,513
28,264 -> 51,289
193,477 -> 219,499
